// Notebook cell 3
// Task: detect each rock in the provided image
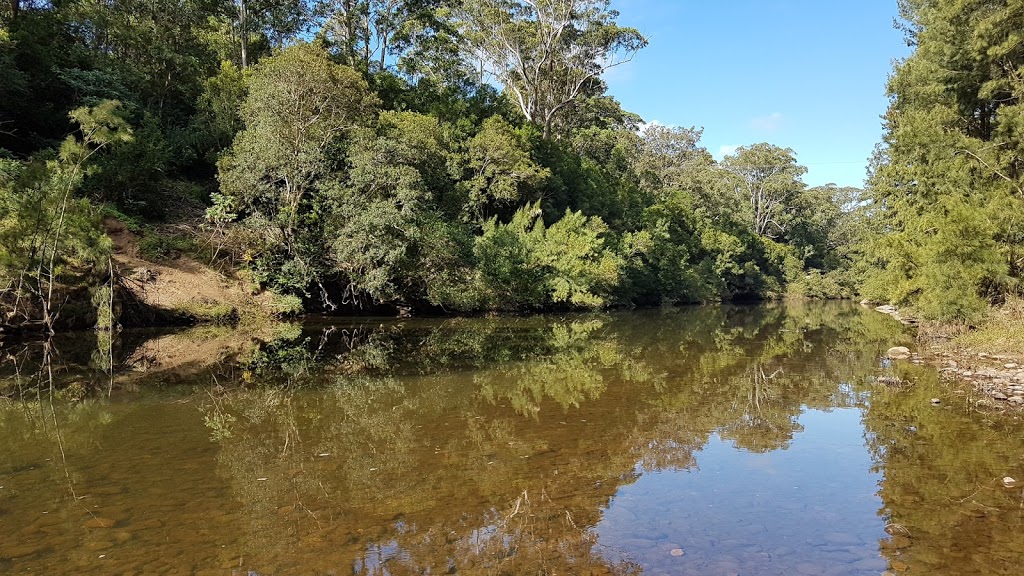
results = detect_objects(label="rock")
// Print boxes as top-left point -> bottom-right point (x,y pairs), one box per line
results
931,398 -> 941,405
669,548 -> 684,557
1003,477 -> 1017,488
1005,363 -> 1019,369
83,517 -> 116,529
890,559 -> 910,572
1010,396 -> 1024,405
876,376 -> 905,387
993,391 -> 1009,401
887,346 -> 911,360
880,535 -> 912,550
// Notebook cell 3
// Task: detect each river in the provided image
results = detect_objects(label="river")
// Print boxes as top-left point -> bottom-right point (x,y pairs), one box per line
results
1,302 -> 1022,575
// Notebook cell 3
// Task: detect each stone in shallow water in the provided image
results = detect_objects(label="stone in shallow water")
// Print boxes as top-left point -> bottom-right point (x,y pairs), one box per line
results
879,535 -> 912,550
890,559 -> 910,572
887,347 -> 911,359
669,548 -> 684,557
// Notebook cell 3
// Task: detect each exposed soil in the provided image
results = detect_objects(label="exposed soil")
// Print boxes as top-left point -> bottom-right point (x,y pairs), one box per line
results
105,218 -> 275,322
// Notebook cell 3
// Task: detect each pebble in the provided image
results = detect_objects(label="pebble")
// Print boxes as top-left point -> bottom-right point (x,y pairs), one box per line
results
1003,477 -> 1017,488
1009,396 -> 1024,405
669,548 -> 684,557
931,398 -> 941,405
993,392 -> 1009,401
1005,363 -> 1019,369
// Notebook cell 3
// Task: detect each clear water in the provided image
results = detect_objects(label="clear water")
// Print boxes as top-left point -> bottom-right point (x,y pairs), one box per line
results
1,302 -> 1023,575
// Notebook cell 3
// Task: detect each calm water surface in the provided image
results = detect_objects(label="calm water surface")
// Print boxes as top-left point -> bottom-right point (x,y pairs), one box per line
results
1,302 -> 1023,575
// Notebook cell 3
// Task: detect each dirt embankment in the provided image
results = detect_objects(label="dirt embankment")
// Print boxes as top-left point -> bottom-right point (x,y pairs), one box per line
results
106,219 -> 277,326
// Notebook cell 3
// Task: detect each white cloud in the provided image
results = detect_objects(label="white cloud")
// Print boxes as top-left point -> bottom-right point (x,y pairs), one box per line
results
751,112 -> 784,132
715,144 -> 740,160
638,119 -> 678,134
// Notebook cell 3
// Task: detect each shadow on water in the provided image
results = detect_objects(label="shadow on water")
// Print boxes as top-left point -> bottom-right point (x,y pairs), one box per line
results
1,301 -> 1023,574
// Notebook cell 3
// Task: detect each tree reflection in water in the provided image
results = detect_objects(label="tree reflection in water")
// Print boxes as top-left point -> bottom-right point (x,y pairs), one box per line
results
194,302 -> 907,573
5,302 -> 1021,574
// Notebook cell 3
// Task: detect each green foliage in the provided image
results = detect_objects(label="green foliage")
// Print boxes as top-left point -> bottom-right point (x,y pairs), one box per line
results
217,42 -> 378,295
2,0 -> 873,323
0,100 -> 131,328
137,230 -> 198,262
473,203 -> 620,310
864,0 -> 1024,322
460,116 -> 549,223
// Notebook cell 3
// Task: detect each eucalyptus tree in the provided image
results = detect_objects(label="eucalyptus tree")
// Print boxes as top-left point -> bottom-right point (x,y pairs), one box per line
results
317,0 -> 449,72
233,0 -> 313,68
457,0 -> 647,138
722,144 -> 807,239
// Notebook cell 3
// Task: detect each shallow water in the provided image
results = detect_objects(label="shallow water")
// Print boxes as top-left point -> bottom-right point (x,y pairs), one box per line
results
1,302 -> 1023,575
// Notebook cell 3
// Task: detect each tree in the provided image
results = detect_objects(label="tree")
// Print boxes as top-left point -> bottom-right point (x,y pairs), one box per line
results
457,0 -> 646,138
318,0 -> 448,71
0,100 -> 132,332
864,0 -> 1024,321
722,144 -> 807,239
328,110 -> 462,305
233,0 -> 312,68
460,115 -> 549,223
216,43 -> 378,292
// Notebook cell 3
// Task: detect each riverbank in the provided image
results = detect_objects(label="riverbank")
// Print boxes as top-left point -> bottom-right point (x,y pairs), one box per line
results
874,299 -> 1024,411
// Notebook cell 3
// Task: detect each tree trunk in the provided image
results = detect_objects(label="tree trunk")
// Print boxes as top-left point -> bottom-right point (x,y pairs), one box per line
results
10,0 -> 18,20
239,0 -> 249,68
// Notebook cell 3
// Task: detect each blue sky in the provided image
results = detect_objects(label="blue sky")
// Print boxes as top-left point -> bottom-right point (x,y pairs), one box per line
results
605,1 -> 911,188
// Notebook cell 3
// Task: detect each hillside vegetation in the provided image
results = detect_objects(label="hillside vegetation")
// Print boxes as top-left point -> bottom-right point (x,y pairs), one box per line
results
1,0 -> 1021,333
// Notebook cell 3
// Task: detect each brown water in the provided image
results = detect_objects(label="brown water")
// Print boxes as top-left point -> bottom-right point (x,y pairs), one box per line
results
1,302 -> 1023,575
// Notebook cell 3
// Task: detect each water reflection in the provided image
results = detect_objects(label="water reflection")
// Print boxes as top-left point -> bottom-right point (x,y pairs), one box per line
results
2,302 -> 1023,574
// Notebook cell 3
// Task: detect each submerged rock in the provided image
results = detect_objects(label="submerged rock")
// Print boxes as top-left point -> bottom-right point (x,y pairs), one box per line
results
887,346 -> 911,360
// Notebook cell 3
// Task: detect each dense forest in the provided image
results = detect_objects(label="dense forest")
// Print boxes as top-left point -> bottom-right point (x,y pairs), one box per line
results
0,0 -> 1021,332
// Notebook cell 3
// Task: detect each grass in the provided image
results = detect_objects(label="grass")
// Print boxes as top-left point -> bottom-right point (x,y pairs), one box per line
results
920,296 -> 1024,358
137,230 -> 200,262
172,302 -> 240,326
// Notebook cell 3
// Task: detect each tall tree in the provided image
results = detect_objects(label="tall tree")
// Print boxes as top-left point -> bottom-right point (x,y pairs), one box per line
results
318,0 -> 446,71
864,0 -> 1023,321
457,0 -> 646,138
216,43 -> 378,291
722,144 -> 807,239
